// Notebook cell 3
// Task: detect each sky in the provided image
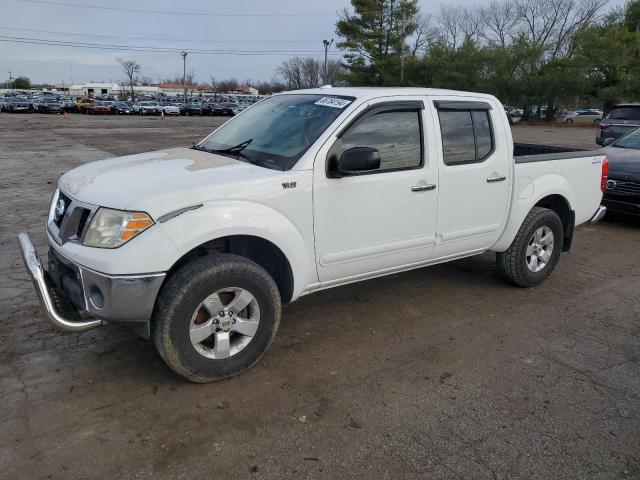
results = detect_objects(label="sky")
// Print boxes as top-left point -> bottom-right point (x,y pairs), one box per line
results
0,0 -> 628,86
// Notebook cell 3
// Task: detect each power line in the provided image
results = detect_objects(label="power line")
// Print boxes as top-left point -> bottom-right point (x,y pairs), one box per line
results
16,0 -> 339,17
0,25 -> 321,44
0,25 -> 320,44
0,34 -> 343,56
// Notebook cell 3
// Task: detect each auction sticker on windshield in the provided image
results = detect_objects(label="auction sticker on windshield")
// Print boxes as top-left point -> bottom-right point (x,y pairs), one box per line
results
314,97 -> 352,109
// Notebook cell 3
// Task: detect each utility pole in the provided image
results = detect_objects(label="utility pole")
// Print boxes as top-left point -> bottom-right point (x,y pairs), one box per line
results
8,71 -> 13,90
322,39 -> 334,85
181,51 -> 188,102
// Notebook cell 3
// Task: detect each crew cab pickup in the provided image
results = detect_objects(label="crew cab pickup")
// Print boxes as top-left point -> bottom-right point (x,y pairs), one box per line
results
18,87 -> 608,382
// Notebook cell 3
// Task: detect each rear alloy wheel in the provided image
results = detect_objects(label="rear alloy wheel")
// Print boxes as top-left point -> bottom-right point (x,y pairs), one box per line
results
496,207 -> 563,287
153,254 -> 281,382
525,226 -> 554,273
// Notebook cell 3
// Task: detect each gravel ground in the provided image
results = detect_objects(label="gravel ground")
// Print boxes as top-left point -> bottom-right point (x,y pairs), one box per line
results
0,114 -> 638,479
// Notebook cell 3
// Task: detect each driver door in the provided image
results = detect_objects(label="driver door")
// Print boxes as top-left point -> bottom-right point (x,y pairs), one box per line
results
313,98 -> 439,283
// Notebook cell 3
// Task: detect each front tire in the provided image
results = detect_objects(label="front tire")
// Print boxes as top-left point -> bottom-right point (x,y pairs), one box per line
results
496,207 -> 564,287
153,254 -> 281,383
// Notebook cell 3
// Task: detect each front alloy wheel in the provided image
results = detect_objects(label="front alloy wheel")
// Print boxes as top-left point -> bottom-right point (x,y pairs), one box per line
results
189,287 -> 260,359
153,254 -> 281,382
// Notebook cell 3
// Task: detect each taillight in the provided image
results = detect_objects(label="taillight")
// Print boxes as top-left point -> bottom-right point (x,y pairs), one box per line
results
601,157 -> 609,193
598,122 -> 609,129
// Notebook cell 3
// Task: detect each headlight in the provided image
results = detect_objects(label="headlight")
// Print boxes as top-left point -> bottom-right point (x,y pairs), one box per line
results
83,208 -> 154,248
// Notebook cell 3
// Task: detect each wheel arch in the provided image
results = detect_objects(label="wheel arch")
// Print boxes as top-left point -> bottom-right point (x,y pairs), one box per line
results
156,200 -> 315,302
493,175 -> 576,253
165,234 -> 295,304
533,194 -> 574,252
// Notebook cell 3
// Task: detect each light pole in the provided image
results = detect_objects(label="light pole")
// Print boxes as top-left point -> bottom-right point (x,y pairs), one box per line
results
8,71 -> 13,90
322,39 -> 334,85
181,51 -> 188,102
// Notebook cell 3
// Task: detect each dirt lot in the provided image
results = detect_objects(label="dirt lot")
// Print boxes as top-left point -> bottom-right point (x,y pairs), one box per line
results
1,114 -> 639,479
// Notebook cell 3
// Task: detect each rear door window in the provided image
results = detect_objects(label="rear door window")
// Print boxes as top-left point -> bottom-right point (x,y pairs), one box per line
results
438,108 -> 494,165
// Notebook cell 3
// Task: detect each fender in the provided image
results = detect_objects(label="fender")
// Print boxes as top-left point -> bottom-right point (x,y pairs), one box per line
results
492,173 -> 576,252
157,200 -> 316,300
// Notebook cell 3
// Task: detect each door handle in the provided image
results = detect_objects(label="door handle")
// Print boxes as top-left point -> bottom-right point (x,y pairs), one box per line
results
411,184 -> 436,192
486,175 -> 506,183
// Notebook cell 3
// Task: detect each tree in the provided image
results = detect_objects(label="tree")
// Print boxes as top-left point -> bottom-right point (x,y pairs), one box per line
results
138,76 -> 154,86
482,0 -> 519,48
336,0 -> 420,85
572,22 -> 640,112
117,58 -> 140,101
13,76 -> 31,89
276,57 -> 344,89
626,0 -> 640,31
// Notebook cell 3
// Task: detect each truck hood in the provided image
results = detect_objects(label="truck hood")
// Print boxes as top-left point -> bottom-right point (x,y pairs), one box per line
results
58,147 -> 282,218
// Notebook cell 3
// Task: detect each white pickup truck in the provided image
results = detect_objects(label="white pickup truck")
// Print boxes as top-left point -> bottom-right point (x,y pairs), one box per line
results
19,87 -> 608,382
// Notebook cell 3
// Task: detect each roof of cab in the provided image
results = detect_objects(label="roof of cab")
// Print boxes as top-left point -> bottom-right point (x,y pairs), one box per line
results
281,86 -> 497,102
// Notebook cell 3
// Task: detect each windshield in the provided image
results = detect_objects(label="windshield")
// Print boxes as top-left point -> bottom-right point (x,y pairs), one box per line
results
198,94 -> 355,170
12,97 -> 28,102
607,107 -> 640,121
613,128 -> 640,150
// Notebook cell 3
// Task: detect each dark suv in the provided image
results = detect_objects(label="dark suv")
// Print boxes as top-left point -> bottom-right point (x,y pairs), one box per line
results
596,104 -> 640,145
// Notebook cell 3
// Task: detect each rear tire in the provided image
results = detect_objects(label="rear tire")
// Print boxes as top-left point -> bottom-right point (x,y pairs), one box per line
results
153,254 -> 281,383
496,207 -> 564,287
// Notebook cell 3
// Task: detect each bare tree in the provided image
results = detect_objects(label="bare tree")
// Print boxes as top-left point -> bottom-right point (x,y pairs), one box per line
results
138,75 -> 154,86
117,58 -> 140,101
438,6 -> 463,50
277,57 -> 325,89
482,0 -> 520,48
514,0 -> 608,57
460,6 -> 484,44
410,14 -> 439,56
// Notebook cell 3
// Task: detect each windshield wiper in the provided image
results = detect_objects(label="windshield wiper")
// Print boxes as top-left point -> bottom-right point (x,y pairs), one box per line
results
212,139 -> 253,155
193,139 -> 261,165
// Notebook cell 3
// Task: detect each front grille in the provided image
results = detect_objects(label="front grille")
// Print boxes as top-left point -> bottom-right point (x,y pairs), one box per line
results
49,190 -> 98,245
607,180 -> 640,195
54,191 -> 72,228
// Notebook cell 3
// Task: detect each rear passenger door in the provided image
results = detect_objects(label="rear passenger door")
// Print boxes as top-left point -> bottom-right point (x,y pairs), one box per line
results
430,98 -> 512,257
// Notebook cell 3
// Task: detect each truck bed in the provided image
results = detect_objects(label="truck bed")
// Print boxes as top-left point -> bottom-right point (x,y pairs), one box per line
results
514,143 -> 603,163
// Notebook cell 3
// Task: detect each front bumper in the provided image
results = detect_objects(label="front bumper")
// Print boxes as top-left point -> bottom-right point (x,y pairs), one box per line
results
18,233 -> 166,332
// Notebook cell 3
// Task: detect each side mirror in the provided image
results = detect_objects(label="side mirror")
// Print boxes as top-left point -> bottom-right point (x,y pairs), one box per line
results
336,147 -> 381,176
603,137 -> 615,147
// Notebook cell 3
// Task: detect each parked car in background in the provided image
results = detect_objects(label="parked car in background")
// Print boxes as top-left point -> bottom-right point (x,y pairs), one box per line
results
136,101 -> 161,115
75,97 -> 94,113
180,102 -> 202,116
18,87 -> 607,382
213,102 -> 240,116
200,102 -> 215,116
110,101 -> 133,115
61,98 -> 75,112
160,103 -> 180,116
87,101 -> 111,115
562,110 -> 602,125
35,97 -> 64,114
602,127 -> 640,216
4,96 -> 33,113
597,103 -> 640,145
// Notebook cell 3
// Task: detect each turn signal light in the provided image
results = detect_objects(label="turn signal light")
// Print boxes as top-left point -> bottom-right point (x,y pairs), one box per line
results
120,213 -> 154,241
